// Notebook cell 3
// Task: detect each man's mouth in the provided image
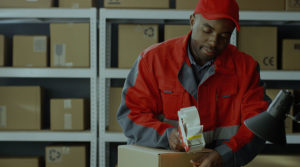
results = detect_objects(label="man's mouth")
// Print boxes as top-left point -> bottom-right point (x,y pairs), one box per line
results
202,47 -> 217,56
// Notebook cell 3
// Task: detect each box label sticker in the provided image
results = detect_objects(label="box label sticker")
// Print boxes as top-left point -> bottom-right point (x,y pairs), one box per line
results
33,37 -> 47,53
107,0 -> 121,5
64,113 -> 72,130
62,146 -> 70,155
54,44 -> 66,66
64,99 -> 72,109
72,3 -> 80,8
47,148 -> 62,163
0,106 -> 7,128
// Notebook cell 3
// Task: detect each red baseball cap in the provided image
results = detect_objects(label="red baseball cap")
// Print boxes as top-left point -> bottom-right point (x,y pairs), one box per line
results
194,0 -> 240,31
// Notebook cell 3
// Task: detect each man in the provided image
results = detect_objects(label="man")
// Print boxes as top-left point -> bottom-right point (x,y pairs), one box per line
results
117,0 -> 269,167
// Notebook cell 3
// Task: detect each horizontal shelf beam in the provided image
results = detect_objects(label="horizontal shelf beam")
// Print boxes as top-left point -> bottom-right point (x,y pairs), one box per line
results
240,11 -> 300,21
104,132 -> 127,142
260,71 -> 300,80
103,69 -> 130,79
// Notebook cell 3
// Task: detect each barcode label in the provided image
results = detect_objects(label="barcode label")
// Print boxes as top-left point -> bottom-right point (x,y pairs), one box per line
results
0,106 -> 7,128
64,113 -> 72,130
34,37 -> 46,53
54,44 -> 66,66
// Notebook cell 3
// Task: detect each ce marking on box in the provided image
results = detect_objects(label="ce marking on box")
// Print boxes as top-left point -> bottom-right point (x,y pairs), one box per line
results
263,57 -> 275,66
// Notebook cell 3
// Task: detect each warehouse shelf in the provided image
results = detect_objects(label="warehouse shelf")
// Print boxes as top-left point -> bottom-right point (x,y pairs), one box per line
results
104,132 -> 127,142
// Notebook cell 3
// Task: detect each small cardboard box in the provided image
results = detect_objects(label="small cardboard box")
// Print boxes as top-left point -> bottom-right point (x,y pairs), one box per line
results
0,35 -> 7,66
118,145 -> 209,167
50,98 -> 87,131
104,0 -> 169,9
0,157 -> 40,167
164,25 -> 190,41
50,23 -> 90,68
13,35 -> 48,67
238,26 -> 277,70
236,0 -> 285,11
282,39 -> 300,70
176,0 -> 198,10
0,0 -> 53,8
46,146 -> 86,167
0,86 -> 43,130
108,87 -> 122,132
286,0 -> 300,11
59,0 -> 95,8
245,154 -> 300,167
118,24 -> 158,68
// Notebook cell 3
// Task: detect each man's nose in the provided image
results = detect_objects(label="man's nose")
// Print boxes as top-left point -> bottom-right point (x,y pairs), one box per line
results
208,34 -> 218,48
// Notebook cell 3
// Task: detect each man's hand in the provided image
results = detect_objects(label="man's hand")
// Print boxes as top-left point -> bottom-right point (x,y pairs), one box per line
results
190,148 -> 223,167
168,128 -> 185,151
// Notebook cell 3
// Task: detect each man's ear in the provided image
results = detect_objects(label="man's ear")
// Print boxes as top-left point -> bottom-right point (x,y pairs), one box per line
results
190,14 -> 195,30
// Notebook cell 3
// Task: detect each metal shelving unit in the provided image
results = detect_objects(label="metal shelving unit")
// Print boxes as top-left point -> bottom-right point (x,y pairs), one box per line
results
0,9 -> 97,167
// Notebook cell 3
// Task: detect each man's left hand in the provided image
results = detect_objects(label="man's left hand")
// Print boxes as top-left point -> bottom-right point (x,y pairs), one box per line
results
190,148 -> 223,167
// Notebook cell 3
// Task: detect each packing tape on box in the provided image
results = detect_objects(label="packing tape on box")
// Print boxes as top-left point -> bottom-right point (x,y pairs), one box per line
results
64,99 -> 72,109
47,148 -> 63,163
64,113 -> 72,130
33,36 -> 46,53
54,44 -> 66,66
0,106 -> 7,128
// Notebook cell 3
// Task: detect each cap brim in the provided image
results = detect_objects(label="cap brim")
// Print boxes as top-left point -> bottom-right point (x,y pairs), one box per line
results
200,13 -> 240,32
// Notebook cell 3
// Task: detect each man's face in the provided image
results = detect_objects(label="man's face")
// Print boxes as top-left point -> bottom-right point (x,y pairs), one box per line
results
189,14 -> 235,65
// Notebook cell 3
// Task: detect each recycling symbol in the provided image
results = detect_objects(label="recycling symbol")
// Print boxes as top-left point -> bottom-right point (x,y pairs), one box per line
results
48,149 -> 62,162
144,27 -> 154,38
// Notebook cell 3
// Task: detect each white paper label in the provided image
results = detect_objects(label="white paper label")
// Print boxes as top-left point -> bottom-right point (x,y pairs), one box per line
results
33,37 -> 46,53
72,3 -> 80,8
0,106 -> 7,128
64,113 -> 72,130
64,100 -> 72,109
54,44 -> 66,66
47,148 -> 62,163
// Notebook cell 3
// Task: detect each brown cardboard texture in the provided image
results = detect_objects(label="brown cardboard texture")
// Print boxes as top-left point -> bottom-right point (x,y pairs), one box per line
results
13,35 -> 48,67
245,154 -> 300,167
286,0 -> 300,11
118,145 -> 210,167
282,39 -> 300,70
164,25 -> 190,41
0,35 -> 7,66
0,86 -> 42,130
46,145 -> 86,167
176,0 -> 198,10
50,98 -> 87,131
108,87 -> 122,132
236,0 -> 285,11
104,0 -> 169,9
59,0 -> 95,8
0,157 -> 40,167
238,26 -> 277,70
0,0 -> 53,8
118,24 -> 158,68
50,23 -> 90,67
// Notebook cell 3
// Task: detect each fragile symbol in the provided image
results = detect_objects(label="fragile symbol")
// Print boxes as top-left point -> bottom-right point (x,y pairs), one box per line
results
263,57 -> 275,66
144,27 -> 154,38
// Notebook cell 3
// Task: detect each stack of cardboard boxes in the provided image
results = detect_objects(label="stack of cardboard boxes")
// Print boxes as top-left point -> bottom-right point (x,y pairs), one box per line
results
0,0 -> 95,8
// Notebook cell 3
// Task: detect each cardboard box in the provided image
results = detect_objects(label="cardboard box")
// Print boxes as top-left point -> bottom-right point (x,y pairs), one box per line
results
50,23 -> 90,68
236,0 -> 285,11
108,87 -> 122,132
118,24 -> 158,68
282,39 -> 300,70
245,154 -> 300,167
59,0 -> 95,8
286,0 -> 300,11
118,145 -> 209,167
46,145 -> 86,167
0,35 -> 7,66
50,98 -> 87,131
104,0 -> 169,9
0,86 -> 42,130
0,157 -> 40,167
13,35 -> 48,67
164,25 -> 190,41
0,0 -> 53,8
238,26 -> 277,70
176,0 -> 198,10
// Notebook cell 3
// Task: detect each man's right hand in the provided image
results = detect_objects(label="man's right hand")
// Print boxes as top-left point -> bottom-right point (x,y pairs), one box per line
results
168,128 -> 185,151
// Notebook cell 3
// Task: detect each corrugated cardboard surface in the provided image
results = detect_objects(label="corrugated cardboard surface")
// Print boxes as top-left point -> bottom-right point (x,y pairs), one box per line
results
13,35 -> 48,67
245,154 -> 300,167
0,0 -> 53,8
118,24 -> 158,68
238,26 -> 277,70
0,157 -> 40,167
50,23 -> 90,68
108,87 -> 122,132
59,0 -> 95,8
104,0 -> 169,9
176,0 -> 198,10
236,0 -> 285,11
119,145 -> 210,167
286,0 -> 300,11
282,39 -> 300,70
0,35 -> 7,66
0,86 -> 42,130
50,98 -> 87,131
46,146 -> 86,167
164,25 -> 190,41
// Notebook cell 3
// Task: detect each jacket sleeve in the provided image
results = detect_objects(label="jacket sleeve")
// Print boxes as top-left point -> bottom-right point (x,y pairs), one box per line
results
215,63 -> 270,167
117,55 -> 175,149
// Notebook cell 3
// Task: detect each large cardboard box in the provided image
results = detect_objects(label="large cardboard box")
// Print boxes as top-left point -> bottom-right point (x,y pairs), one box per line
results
46,145 -> 86,167
104,0 -> 169,9
282,39 -> 300,70
245,154 -> 300,167
108,87 -> 122,132
238,26 -> 277,70
13,35 -> 48,67
0,35 -> 7,66
164,25 -> 190,41
0,0 -> 53,8
0,157 -> 40,167
236,0 -> 285,11
59,0 -> 95,8
176,0 -> 198,10
286,0 -> 300,11
118,145 -> 209,167
0,86 -> 42,130
50,23 -> 90,68
50,98 -> 87,131
118,24 -> 158,68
